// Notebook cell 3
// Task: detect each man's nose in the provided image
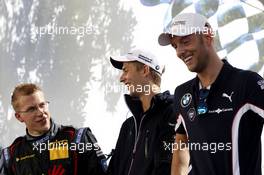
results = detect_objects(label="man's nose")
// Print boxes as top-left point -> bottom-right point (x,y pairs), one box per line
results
119,73 -> 125,83
176,45 -> 186,59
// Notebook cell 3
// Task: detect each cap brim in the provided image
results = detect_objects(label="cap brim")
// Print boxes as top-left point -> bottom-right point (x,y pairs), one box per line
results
110,55 -> 134,70
110,57 -> 122,69
158,33 -> 171,46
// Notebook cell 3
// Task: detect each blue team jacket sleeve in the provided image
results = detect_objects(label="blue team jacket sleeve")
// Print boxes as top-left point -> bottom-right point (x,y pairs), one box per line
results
76,127 -> 107,175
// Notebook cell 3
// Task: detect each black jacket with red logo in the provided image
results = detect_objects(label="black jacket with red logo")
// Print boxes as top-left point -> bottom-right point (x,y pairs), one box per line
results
0,120 -> 107,175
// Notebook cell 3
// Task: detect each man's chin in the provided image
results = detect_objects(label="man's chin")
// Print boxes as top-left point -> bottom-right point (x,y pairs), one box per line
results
187,66 -> 197,73
41,119 -> 51,131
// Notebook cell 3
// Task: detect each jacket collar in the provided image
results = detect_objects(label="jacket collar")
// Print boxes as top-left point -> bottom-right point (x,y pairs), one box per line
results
25,119 -> 60,142
193,59 -> 234,92
124,90 -> 172,120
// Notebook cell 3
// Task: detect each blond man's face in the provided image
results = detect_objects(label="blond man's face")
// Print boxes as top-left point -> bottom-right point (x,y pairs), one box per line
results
119,62 -> 147,97
15,91 -> 51,136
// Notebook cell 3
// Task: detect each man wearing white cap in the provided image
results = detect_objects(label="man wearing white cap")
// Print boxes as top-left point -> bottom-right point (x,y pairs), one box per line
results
107,49 -> 176,175
159,13 -> 264,175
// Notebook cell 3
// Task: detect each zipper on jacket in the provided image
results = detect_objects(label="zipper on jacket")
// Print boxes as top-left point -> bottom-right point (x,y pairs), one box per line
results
127,114 -> 146,175
126,100 -> 155,175
132,116 -> 138,147
144,130 -> 150,160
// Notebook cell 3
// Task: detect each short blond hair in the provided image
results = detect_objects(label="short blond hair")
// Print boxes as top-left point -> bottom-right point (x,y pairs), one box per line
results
11,83 -> 42,111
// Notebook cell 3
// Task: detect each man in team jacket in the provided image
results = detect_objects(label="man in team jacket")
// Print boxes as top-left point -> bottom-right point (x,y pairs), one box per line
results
107,49 -> 176,175
0,83 -> 107,175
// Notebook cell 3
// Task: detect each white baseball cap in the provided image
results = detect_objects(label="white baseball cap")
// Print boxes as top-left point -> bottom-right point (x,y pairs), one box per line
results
158,13 -> 209,46
110,49 -> 164,75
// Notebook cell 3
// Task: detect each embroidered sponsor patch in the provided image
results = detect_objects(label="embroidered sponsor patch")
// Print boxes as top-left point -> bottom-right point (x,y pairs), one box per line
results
75,128 -> 84,144
138,54 -> 152,63
34,135 -> 49,144
49,140 -> 69,160
187,108 -> 196,121
16,154 -> 35,162
181,93 -> 192,108
208,108 -> 233,114
222,91 -> 234,103
257,80 -> 264,90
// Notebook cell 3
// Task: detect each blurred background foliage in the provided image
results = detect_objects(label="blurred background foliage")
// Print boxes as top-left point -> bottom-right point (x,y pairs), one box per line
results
0,0 -> 136,145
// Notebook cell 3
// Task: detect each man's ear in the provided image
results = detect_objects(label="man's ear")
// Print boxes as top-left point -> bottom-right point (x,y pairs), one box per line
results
201,32 -> 213,47
15,112 -> 24,123
204,26 -> 214,45
143,65 -> 150,77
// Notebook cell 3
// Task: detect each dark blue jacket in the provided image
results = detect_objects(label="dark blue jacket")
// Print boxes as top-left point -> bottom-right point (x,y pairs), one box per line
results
107,91 -> 176,175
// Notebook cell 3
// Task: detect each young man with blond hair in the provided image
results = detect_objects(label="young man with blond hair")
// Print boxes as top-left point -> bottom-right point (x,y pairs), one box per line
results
107,49 -> 176,175
0,83 -> 107,175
